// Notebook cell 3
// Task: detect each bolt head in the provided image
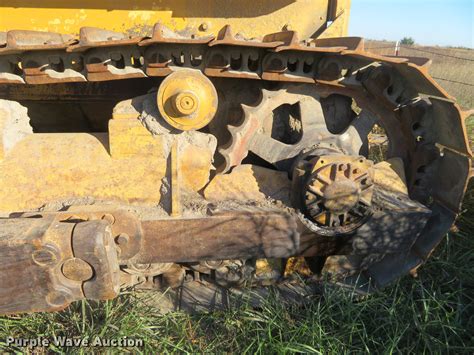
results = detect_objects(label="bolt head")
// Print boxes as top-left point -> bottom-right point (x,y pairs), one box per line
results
101,213 -> 115,225
62,258 -> 94,282
115,233 -> 130,246
32,246 -> 58,267
46,290 -> 70,307
173,92 -> 199,116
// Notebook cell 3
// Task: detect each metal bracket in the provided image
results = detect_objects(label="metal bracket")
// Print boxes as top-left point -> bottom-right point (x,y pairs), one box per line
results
0,216 -> 121,314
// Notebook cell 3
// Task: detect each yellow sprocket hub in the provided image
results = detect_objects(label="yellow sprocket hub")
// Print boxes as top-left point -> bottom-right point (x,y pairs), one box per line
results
157,69 -> 218,131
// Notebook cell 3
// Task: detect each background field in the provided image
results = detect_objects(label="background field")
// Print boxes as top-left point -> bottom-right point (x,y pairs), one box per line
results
0,42 -> 473,353
365,40 -> 474,110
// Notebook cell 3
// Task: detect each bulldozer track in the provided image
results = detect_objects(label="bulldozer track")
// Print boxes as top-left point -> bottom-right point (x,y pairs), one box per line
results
0,24 -> 457,91
0,24 -> 472,304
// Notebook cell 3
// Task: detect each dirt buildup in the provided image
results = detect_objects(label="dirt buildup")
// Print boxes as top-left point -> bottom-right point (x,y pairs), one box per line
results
39,196 -> 97,212
0,100 -> 33,154
139,93 -> 175,135
204,164 -> 292,206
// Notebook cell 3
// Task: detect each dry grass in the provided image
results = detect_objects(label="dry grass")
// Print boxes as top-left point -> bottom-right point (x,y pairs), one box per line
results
365,40 -> 474,110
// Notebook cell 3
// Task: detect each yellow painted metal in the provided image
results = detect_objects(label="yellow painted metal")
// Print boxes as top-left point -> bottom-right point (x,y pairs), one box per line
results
0,132 -> 165,212
204,164 -> 291,205
372,158 -> 409,195
157,69 -> 218,131
0,0 -> 350,40
108,118 -> 162,158
170,140 -> 181,217
0,110 -> 6,161
0,0 -> 354,212
0,116 -> 215,213
319,0 -> 352,39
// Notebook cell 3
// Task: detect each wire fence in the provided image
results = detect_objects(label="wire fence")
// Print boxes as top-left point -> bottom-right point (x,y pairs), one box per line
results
365,42 -> 474,87
399,45 -> 474,61
432,77 -> 474,87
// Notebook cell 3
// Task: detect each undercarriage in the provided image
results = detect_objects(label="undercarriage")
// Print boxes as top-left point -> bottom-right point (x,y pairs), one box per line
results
0,24 -> 471,314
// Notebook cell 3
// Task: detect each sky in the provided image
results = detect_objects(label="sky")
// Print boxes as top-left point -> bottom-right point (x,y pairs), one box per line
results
349,0 -> 473,48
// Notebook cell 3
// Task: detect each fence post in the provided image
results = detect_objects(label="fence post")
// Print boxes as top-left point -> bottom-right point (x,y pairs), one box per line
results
395,41 -> 400,56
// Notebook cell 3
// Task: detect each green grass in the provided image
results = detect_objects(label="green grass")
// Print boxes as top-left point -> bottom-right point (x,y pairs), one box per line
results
0,184 -> 473,353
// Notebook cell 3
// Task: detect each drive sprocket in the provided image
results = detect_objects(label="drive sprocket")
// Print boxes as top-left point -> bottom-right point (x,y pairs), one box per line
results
219,85 -> 375,172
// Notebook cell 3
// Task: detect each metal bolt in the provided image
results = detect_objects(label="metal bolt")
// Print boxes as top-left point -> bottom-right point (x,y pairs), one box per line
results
115,233 -> 130,246
200,22 -> 209,31
101,213 -> 115,225
32,246 -> 58,267
173,92 -> 199,116
46,290 -> 70,307
62,257 -> 94,282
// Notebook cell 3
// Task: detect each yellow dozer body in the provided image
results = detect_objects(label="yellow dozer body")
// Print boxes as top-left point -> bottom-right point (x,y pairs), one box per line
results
0,0 -> 351,212
0,0 -> 471,315
0,0 -> 351,39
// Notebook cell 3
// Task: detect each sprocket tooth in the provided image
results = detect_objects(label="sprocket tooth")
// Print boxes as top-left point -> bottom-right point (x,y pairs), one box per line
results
218,143 -> 246,172
220,85 -> 339,171
218,147 -> 233,170
219,102 -> 263,172
227,124 -> 241,135
241,103 -> 258,115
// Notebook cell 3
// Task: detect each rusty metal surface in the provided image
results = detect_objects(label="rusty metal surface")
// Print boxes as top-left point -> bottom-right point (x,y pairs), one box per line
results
23,209 -> 144,262
0,24 -> 450,86
312,37 -> 365,51
0,30 -> 75,55
72,221 -> 120,299
300,154 -> 374,233
68,27 -> 143,52
219,86 -> 372,172
267,31 -> 346,53
140,23 -> 214,46
209,25 -> 282,48
0,216 -> 120,315
136,211 -> 300,264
